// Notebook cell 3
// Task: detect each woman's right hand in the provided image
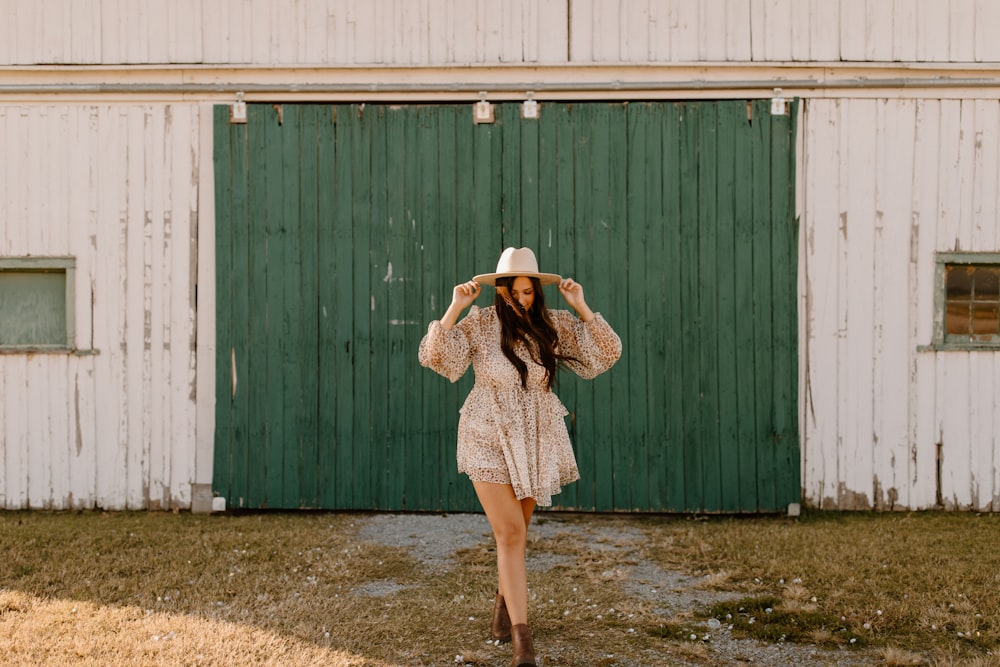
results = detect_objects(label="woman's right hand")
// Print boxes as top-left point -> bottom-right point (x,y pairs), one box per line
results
451,280 -> 481,310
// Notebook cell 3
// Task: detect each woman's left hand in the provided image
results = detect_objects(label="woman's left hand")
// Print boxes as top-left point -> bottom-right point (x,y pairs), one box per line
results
558,278 -> 595,321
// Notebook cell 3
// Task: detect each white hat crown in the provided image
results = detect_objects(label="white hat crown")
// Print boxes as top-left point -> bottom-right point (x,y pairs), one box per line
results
473,247 -> 562,286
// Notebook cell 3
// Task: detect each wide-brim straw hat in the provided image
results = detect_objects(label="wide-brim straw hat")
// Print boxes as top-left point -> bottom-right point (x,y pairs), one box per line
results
473,247 -> 562,286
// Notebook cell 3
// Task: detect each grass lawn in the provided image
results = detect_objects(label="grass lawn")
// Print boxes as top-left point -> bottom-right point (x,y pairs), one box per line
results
1,510 -> 998,666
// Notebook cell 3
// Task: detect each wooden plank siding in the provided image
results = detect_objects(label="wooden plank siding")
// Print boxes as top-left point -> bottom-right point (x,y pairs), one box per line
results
801,98 -> 1000,512
0,104 -> 200,509
3,0 -> 1000,66
212,100 -> 799,512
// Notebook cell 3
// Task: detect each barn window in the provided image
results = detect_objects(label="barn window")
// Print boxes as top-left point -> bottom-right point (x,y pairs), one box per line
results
936,253 -> 1000,348
0,257 -> 76,351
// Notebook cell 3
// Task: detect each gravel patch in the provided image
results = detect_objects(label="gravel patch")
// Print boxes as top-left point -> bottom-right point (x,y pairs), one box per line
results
623,560 -> 743,615
351,579 -> 412,597
356,512 -> 880,666
357,513 -> 491,570
531,517 -> 647,547
526,551 -> 575,573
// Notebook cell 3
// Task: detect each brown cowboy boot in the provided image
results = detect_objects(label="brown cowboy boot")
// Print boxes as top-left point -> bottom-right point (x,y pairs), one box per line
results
491,591 -> 512,642
510,623 -> 536,667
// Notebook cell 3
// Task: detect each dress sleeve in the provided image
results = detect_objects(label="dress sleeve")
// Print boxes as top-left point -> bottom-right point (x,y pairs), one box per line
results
418,305 -> 480,383
553,310 -> 623,380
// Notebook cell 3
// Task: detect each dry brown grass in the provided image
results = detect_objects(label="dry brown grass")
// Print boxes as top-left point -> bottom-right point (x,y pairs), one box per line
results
0,511 -> 678,666
1,510 -> 998,666
0,512 -> 431,666
637,511 -> 1000,665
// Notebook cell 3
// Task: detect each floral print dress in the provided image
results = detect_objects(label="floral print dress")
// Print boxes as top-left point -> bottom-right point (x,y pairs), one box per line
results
418,305 -> 622,506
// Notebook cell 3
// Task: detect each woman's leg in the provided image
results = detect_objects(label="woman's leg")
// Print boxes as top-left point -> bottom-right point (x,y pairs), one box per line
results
473,481 -> 536,626
497,491 -> 537,599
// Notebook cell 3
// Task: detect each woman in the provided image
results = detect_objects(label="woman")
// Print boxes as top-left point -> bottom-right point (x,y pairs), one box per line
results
418,247 -> 621,667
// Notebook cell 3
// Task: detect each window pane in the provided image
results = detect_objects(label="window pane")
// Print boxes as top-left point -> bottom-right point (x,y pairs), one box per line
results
946,265 -> 973,301
0,270 -> 67,346
945,301 -> 971,335
974,267 -> 1000,301
972,303 -> 1000,336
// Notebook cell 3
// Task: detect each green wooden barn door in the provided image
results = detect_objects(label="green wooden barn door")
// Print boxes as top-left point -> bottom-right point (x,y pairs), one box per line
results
492,100 -> 799,512
213,100 -> 798,512
213,103 -> 494,511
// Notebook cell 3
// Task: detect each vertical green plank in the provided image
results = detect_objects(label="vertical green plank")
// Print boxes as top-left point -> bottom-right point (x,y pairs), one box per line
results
641,103 -> 666,511
472,116 -> 503,274
317,105 -> 339,509
261,105 -> 285,507
588,104 -> 615,511
537,103 -> 558,262
212,105 -> 236,503
384,107 -> 408,510
569,103 -> 596,511
788,100 -> 802,508
624,102 -> 649,511
331,105 -> 358,509
771,100 -> 800,508
662,103 -> 686,512
368,105 -> 391,509
244,109 -> 267,508
604,103 -> 632,510
715,101 -> 740,512
297,105 -> 321,507
733,101 -> 760,511
431,105 -> 457,510
697,103 -> 722,512
751,99 -> 776,512
421,105 -> 442,510
348,104 -> 372,508
388,107 -> 412,509
279,106 -> 303,508
243,104 -> 269,508
679,103 -> 703,511
519,107 -> 541,252
552,104 -> 579,509
501,104 -> 522,245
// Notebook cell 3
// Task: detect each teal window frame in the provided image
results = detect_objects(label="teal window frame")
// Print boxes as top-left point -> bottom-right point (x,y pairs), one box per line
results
0,256 -> 76,352
932,252 -> 1000,350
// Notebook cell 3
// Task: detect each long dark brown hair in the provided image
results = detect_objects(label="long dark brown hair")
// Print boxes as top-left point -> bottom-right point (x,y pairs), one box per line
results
494,276 -> 576,390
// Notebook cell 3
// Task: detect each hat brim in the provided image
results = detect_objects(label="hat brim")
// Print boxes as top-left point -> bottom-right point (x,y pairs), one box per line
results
473,271 -> 562,287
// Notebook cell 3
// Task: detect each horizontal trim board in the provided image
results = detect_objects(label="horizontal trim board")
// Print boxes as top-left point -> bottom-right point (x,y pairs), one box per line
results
0,256 -> 76,269
4,64 -> 1000,102
936,252 -> 1000,264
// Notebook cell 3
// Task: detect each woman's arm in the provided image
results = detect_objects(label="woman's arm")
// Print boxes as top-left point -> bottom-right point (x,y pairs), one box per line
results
417,279 -> 482,382
557,278 -> 595,322
440,279 -> 481,330
552,278 -> 621,379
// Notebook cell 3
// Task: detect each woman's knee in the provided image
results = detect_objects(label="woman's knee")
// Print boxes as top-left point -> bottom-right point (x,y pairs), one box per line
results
492,519 -> 527,550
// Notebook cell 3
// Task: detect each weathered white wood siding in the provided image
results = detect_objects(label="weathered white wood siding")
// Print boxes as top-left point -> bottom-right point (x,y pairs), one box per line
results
2,0 -> 999,66
802,98 -> 1000,511
0,104 -> 200,510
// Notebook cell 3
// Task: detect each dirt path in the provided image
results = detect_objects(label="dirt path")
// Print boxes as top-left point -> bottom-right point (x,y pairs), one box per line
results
355,513 -> 879,667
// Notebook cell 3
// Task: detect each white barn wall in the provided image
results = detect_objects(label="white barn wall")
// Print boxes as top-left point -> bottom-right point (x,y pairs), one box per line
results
2,0 -> 1000,66
0,104 -> 200,510
802,98 -> 1000,511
